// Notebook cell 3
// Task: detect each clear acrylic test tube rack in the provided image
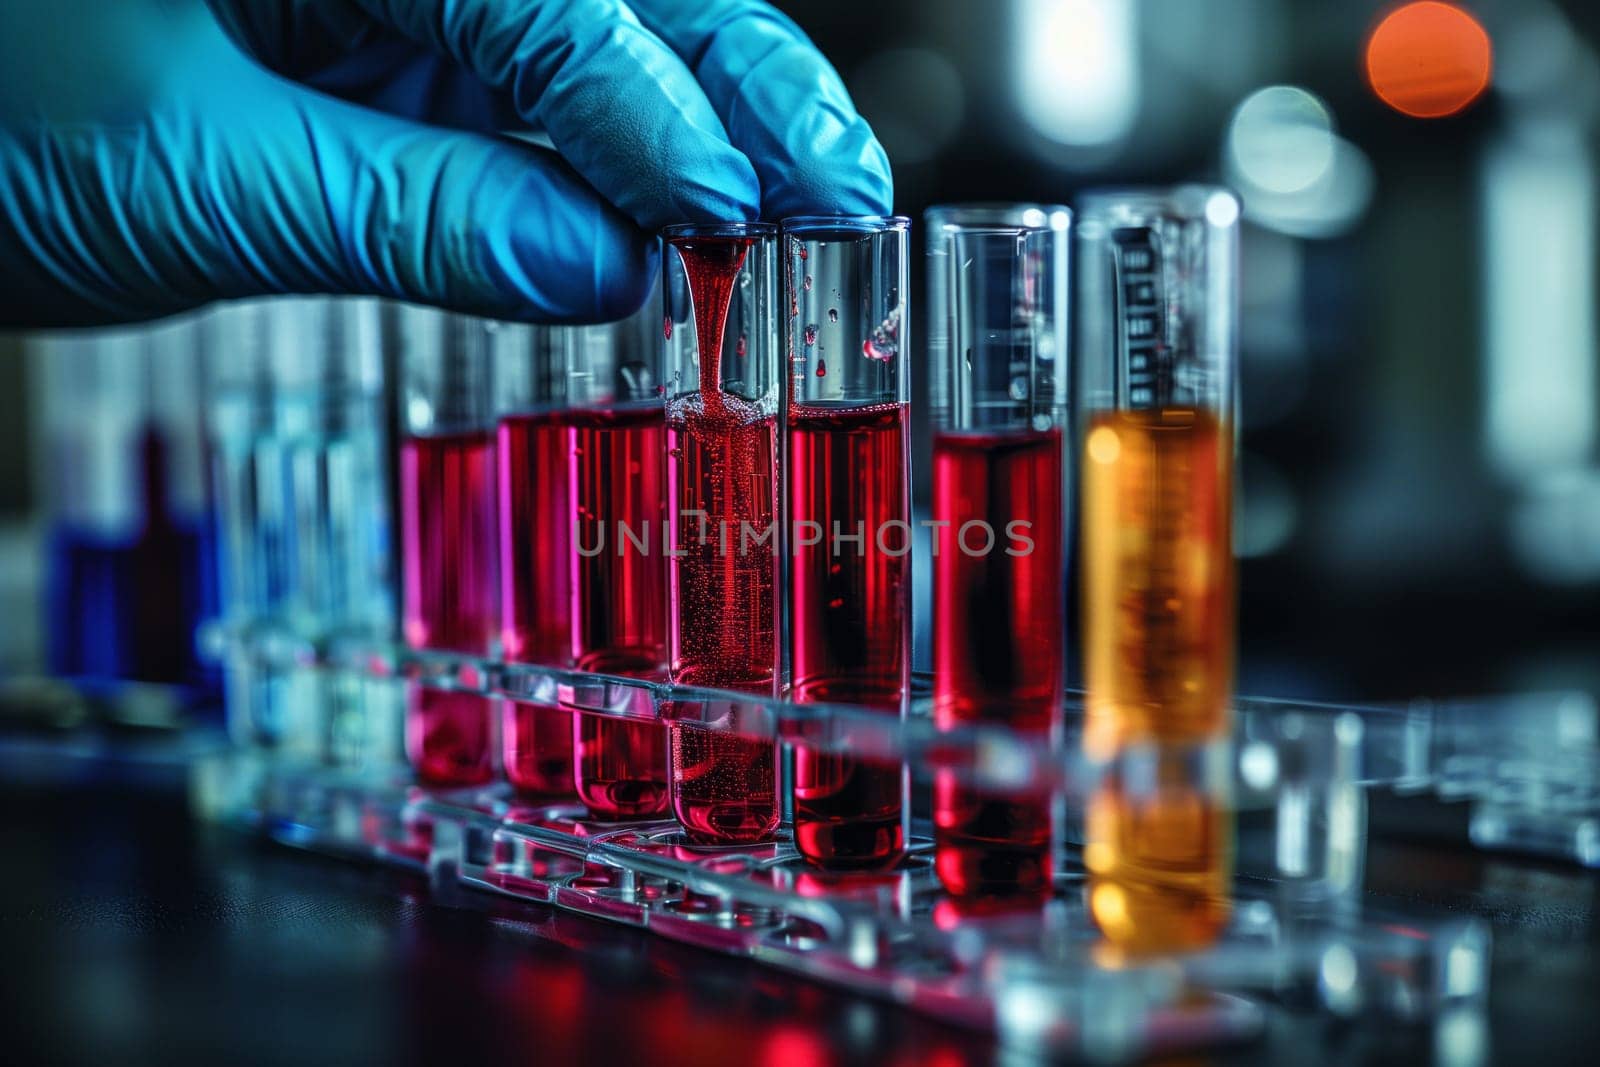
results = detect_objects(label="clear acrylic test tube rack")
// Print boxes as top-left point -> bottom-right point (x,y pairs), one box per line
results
184,623 -> 1552,1062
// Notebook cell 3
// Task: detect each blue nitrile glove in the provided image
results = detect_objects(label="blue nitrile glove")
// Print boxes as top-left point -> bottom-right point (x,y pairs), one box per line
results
0,0 -> 891,327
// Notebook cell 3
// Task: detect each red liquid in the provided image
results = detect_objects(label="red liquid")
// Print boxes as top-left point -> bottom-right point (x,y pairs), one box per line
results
788,402 -> 911,869
665,234 -> 780,844
931,428 -> 1065,900
573,710 -> 668,819
665,407 -> 779,690
670,714 -> 781,843
570,404 -> 670,818
496,411 -> 577,798
401,432 -> 498,788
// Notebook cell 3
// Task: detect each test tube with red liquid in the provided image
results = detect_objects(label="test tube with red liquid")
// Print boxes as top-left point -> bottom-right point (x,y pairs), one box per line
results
926,204 -> 1071,904
1076,187 -> 1238,952
492,322 -> 581,799
661,222 -> 783,845
565,297 -> 671,819
783,215 -> 912,870
398,307 -> 499,789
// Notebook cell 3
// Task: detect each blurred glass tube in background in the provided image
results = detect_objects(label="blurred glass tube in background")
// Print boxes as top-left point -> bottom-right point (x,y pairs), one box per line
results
28,316 -> 215,693
205,297 -> 393,752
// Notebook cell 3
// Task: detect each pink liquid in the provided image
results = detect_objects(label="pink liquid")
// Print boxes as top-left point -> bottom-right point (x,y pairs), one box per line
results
496,411 -> 577,798
930,427 -> 1064,900
497,411 -> 572,665
788,402 -> 911,869
401,431 -> 498,788
407,689 -> 495,787
570,403 -> 670,818
503,698 -> 576,798
571,405 -> 670,669
664,234 -> 780,844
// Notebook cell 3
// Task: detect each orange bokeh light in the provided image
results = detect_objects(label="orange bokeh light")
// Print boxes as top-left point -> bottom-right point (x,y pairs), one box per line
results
1365,1 -> 1493,118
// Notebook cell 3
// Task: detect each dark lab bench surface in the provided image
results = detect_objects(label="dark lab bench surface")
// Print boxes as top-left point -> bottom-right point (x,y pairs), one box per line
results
1,782 -> 1597,1066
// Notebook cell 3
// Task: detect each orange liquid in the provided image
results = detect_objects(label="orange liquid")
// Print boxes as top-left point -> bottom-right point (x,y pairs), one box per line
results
1082,409 -> 1233,754
1081,408 -> 1234,951
1084,770 -> 1232,954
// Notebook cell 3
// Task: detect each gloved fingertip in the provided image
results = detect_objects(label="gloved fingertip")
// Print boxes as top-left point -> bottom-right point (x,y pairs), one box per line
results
763,118 -> 894,219
587,213 -> 658,324
629,138 -> 762,229
488,151 -> 664,324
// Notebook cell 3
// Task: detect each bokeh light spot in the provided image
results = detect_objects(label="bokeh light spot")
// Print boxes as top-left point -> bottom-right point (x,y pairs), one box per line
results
1366,2 -> 1492,118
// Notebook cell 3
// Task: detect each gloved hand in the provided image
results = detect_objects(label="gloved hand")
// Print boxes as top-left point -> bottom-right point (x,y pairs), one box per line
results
0,0 -> 891,327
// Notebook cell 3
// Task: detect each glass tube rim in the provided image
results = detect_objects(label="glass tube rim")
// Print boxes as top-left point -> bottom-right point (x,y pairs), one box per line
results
924,202 -> 1071,235
660,221 -> 778,240
1075,183 -> 1241,227
780,214 -> 910,237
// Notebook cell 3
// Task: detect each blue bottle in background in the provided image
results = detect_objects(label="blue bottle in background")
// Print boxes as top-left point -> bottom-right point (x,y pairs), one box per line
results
31,315 -> 217,701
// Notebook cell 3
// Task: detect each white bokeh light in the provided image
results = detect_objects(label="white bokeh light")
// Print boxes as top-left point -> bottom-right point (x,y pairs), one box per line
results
1228,87 -> 1335,195
1015,0 -> 1140,149
1224,86 -> 1374,238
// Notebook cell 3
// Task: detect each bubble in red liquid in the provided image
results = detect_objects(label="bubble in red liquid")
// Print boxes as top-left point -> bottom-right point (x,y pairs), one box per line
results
798,247 -> 808,260
816,359 -> 827,378
663,316 -> 673,340
804,324 -> 817,347
736,334 -> 746,358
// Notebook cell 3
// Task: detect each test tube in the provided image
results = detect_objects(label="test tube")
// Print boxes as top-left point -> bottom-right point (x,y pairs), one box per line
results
205,300 -> 290,748
272,298 -> 393,766
207,298 -> 391,637
783,215 -> 912,869
661,222 -> 783,844
398,307 -> 499,788
493,321 -> 582,799
272,299 -> 392,640
565,292 -> 672,819
206,298 -> 393,750
1075,186 -> 1238,952
926,204 -> 1071,903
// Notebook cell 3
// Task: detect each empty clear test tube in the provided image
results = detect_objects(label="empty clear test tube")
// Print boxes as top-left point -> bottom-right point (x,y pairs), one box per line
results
927,204 -> 1071,904
206,298 -> 393,751
661,222 -> 783,844
783,215 -> 912,870
398,307 -> 499,788
1076,186 -> 1239,952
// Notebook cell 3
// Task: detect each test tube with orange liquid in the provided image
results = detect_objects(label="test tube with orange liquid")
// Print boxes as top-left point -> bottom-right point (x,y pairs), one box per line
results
1075,187 -> 1240,953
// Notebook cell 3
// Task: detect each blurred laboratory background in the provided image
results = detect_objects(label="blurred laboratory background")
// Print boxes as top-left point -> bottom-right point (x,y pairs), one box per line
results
0,0 -> 1595,706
